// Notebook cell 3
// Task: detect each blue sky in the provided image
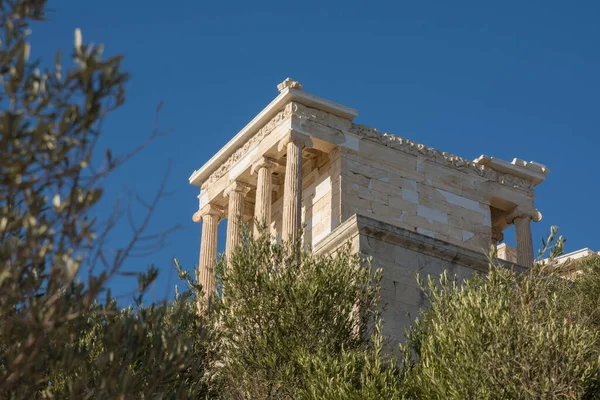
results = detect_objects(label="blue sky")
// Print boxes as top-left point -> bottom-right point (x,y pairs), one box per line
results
30,1 -> 599,301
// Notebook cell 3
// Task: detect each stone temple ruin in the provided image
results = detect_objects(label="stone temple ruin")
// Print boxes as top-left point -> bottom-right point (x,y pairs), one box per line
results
189,79 -> 551,342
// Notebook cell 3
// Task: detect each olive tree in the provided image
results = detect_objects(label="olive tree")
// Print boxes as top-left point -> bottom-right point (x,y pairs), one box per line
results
401,229 -> 600,399
0,1 -> 207,397
204,231 -> 403,399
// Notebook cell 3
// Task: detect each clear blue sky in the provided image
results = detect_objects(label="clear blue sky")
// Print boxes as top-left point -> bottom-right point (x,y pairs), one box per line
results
30,1 -> 599,301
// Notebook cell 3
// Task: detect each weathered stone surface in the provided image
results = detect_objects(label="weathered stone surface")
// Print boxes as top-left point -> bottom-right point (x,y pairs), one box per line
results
497,243 -> 517,263
313,214 -> 523,343
338,148 -> 501,252
277,77 -> 304,92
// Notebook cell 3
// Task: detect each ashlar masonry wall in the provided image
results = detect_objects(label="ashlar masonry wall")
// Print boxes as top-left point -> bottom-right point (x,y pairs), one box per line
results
363,230 -> 477,343
315,214 -> 509,345
339,143 -> 493,253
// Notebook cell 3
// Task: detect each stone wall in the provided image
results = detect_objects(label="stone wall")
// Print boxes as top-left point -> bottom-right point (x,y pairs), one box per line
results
497,243 -> 518,263
340,144 -> 493,253
361,225 -> 478,343
315,214 -> 518,344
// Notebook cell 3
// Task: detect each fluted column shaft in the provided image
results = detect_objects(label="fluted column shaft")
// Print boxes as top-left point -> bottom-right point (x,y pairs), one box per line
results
282,140 -> 303,242
225,182 -> 251,260
514,216 -> 534,266
198,205 -> 223,297
252,157 -> 277,237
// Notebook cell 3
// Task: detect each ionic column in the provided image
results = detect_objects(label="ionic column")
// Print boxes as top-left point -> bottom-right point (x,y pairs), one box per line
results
195,204 -> 224,297
251,157 -> 278,237
506,208 -> 542,267
514,216 -> 534,266
279,134 -> 306,242
224,181 -> 251,260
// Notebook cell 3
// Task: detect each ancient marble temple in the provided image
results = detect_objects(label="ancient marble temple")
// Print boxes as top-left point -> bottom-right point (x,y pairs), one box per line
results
189,79 -> 549,341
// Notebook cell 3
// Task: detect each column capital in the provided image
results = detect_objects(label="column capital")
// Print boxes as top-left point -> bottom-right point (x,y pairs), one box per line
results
251,156 -> 278,175
224,181 -> 252,198
277,130 -> 312,152
192,203 -> 224,223
505,207 -> 542,224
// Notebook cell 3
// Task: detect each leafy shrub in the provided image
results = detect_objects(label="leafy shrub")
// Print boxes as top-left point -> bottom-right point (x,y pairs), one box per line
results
205,232 -> 403,399
401,237 -> 600,400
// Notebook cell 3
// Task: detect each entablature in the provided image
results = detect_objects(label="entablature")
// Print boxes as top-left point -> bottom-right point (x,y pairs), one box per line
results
189,79 -> 550,218
188,80 -> 358,188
